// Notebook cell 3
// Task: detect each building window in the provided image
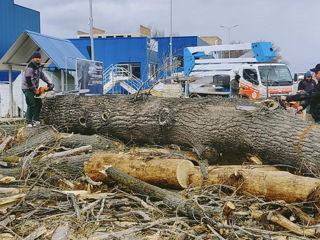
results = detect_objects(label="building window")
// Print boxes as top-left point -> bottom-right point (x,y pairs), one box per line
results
148,63 -> 157,80
119,63 -> 141,79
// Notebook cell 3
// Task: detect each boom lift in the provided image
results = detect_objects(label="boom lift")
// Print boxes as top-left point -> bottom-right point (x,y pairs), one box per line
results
183,42 -> 294,99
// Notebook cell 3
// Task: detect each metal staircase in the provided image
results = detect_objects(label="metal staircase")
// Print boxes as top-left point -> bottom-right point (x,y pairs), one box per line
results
103,64 -> 144,94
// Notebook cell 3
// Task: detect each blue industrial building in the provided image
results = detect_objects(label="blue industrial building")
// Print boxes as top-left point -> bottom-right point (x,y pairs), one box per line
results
70,37 -> 157,83
0,0 -> 40,81
70,36 -> 209,83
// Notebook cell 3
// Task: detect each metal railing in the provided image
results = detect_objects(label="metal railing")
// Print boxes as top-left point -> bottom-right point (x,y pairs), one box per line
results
103,64 -> 144,94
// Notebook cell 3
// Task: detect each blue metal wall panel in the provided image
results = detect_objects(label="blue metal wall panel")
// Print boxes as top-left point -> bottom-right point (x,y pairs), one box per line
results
0,0 -> 40,81
70,37 -> 150,82
154,36 -> 202,59
153,36 -> 209,77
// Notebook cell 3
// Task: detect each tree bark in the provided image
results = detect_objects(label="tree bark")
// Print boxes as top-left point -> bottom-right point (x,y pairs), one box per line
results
41,95 -> 320,175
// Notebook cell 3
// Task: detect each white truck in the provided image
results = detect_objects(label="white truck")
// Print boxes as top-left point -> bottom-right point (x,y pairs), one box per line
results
183,42 -> 294,99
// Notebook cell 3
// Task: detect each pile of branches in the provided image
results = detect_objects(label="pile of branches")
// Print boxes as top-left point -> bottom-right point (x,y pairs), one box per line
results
0,121 -> 320,239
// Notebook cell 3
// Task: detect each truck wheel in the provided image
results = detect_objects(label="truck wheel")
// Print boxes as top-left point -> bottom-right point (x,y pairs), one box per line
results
189,93 -> 201,98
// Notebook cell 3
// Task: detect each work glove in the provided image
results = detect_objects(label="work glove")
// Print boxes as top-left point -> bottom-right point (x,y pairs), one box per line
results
47,83 -> 54,90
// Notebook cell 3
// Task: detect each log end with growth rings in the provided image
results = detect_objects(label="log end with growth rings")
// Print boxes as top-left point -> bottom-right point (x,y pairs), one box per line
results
176,160 -> 194,188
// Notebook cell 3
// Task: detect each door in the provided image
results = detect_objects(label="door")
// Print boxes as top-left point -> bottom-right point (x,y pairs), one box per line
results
240,68 -> 260,99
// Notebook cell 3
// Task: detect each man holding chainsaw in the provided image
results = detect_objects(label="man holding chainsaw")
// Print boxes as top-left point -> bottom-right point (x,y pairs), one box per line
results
281,64 -> 320,123
21,52 -> 54,127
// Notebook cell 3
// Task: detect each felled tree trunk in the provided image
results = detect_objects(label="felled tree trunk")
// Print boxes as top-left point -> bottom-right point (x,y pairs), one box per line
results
41,95 -> 320,175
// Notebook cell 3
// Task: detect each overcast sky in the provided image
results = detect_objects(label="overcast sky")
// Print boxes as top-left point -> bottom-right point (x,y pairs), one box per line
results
15,0 -> 320,74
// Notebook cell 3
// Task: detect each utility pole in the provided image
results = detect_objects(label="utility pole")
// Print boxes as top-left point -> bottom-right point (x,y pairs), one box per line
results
89,0 -> 94,60
8,65 -> 13,117
169,0 -> 173,77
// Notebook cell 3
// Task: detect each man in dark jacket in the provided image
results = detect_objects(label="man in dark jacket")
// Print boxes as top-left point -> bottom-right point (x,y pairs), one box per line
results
298,71 -> 316,92
281,64 -> 320,123
21,52 -> 53,127
231,74 -> 241,97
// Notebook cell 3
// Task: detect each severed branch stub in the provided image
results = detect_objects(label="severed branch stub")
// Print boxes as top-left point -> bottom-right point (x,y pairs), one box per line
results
252,210 -> 320,237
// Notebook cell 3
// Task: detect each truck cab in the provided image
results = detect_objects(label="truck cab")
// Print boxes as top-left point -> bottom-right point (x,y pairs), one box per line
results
239,63 -> 293,99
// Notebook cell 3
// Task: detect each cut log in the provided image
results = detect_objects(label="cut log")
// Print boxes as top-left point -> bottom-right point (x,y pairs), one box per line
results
4,126 -> 58,157
60,133 -> 117,151
85,153 -> 320,202
41,95 -> 320,175
84,152 -> 194,188
3,127 -> 115,159
188,167 -> 320,202
85,152 -> 278,188
0,154 -> 91,180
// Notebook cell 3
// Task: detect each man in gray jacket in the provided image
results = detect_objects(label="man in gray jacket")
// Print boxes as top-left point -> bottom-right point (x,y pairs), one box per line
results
21,52 -> 53,127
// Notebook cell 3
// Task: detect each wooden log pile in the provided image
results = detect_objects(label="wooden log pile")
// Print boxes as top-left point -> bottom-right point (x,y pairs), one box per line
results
0,94 -> 320,239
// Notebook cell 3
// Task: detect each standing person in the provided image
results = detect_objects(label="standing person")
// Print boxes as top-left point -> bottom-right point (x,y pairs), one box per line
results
298,71 -> 316,92
21,52 -> 53,127
281,64 -> 320,123
231,74 -> 241,97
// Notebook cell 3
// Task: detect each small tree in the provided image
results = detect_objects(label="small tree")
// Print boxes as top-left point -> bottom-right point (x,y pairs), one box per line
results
151,27 -> 165,37
269,42 -> 288,65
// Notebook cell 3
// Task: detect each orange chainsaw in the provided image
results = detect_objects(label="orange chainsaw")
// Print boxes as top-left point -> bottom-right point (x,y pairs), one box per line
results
34,84 -> 55,98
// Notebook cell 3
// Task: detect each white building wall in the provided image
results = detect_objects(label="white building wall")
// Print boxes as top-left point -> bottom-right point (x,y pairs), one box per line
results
0,71 -> 51,117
